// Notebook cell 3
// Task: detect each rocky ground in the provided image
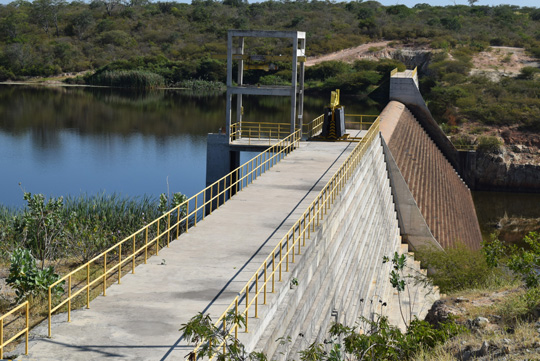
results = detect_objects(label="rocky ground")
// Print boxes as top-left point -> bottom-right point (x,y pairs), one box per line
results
425,289 -> 540,360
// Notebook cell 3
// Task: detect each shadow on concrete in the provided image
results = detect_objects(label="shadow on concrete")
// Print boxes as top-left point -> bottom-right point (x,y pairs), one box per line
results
159,140 -> 357,361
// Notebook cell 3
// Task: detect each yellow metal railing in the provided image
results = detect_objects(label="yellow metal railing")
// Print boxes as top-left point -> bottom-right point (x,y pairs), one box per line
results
230,113 -> 376,143
390,67 -> 417,78
0,301 -> 29,359
190,117 -> 381,359
344,114 -> 378,130
303,114 -> 324,138
230,122 -> 291,144
46,128 -> 302,338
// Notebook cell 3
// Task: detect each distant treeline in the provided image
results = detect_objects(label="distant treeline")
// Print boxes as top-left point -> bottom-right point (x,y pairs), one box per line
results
0,0 -> 539,82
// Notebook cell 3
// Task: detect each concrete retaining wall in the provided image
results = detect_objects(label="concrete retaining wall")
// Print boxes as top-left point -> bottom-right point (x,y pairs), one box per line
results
249,135 -> 402,360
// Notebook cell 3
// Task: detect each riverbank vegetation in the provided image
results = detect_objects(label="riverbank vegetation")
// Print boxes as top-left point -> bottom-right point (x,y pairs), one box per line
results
0,191 -> 186,306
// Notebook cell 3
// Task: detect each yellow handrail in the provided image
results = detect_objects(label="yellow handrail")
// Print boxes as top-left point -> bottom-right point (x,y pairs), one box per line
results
190,117 -> 381,359
303,114 -> 324,138
390,68 -> 398,76
0,301 -> 29,359
46,128 -> 302,338
230,122 -> 291,144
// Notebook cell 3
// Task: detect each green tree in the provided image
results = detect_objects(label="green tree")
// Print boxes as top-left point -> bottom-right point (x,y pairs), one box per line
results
22,192 -> 65,269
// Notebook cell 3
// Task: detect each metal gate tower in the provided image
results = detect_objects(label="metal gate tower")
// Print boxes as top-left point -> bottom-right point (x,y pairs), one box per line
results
225,30 -> 306,136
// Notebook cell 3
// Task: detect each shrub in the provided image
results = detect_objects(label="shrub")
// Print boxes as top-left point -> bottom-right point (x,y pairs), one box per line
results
507,232 -> 540,288
86,70 -> 165,88
476,135 -> 502,153
416,243 -> 504,293
6,248 -> 64,303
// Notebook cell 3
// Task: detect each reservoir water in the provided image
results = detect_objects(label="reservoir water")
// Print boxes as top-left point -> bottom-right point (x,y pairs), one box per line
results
2,84 -> 537,242
0,84 -> 378,208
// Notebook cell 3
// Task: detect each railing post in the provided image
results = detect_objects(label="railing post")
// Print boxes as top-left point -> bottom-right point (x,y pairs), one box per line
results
185,200 -> 189,233
145,227 -> 148,264
272,251 -> 276,293
264,262 -> 267,305
25,301 -> 29,355
279,243 -> 282,282
132,235 -> 136,274
48,288 -> 52,337
118,244 -> 122,284
68,275 -> 72,322
235,299 -> 239,339
255,276 -> 258,318
245,289 -> 249,333
156,219 -> 160,256
103,252 -> 107,296
286,234 -> 289,272
167,213 -> 171,247
87,263 -> 90,308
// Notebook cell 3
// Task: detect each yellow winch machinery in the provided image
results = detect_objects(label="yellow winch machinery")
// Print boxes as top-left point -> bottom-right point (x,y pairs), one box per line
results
320,89 -> 347,140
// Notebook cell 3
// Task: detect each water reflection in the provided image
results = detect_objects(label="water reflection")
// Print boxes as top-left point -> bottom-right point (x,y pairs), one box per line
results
0,84 -> 380,208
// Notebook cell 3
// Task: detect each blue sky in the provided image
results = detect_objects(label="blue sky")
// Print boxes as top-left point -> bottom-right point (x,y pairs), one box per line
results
0,0 -> 537,7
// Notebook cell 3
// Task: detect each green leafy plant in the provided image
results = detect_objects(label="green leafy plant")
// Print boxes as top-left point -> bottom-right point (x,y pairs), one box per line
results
507,232 -> 540,288
6,248 -> 64,303
180,311 -> 265,361
476,136 -> 502,153
22,192 -> 65,269
383,252 -> 433,327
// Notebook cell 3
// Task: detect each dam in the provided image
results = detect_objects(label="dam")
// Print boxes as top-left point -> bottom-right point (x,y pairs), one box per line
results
1,31 -> 482,361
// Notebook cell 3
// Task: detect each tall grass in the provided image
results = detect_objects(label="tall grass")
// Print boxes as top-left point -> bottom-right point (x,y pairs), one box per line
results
0,193 -> 162,264
173,79 -> 226,92
86,70 -> 165,89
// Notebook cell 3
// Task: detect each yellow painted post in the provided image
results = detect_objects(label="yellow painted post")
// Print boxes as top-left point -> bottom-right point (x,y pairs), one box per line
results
68,275 -> 72,322
156,219 -> 160,256
145,227 -> 148,264
245,289 -> 249,332
118,244 -> 122,284
209,185 -> 213,214
132,235 -> 136,274
25,301 -> 29,355
195,197 -> 198,226
235,299 -> 239,339
264,262 -> 267,305
217,181 -> 220,208
236,169 -> 240,194
272,252 -> 275,293
48,288 -> 52,337
203,191 -> 206,220
279,244 -> 282,282
87,263 -> 90,308
286,234 -> 289,272
103,253 -> 107,296
185,199 -> 189,233
176,207 -> 180,238
317,199 -> 320,226
255,276 -> 258,318
292,232 -> 295,263
303,214 -> 306,246
167,213 -> 171,247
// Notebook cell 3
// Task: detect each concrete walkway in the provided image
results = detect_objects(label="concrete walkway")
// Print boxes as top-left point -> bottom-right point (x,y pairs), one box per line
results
15,133 -> 364,361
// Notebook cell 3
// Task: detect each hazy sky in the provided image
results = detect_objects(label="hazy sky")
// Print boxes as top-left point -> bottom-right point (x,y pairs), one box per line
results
0,0 -> 537,8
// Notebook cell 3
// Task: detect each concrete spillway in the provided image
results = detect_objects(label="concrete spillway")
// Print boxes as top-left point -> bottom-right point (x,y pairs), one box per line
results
381,101 -> 482,250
